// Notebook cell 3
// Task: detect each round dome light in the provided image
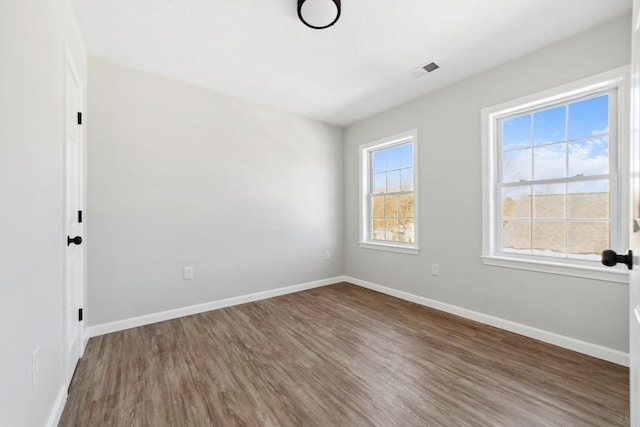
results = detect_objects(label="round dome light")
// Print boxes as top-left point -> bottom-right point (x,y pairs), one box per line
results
297,0 -> 341,30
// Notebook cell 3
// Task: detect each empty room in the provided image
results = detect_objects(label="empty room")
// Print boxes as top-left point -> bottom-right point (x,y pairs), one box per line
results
2,0 -> 640,425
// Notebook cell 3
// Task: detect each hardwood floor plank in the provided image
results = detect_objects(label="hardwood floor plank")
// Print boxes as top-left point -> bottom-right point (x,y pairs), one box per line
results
59,283 -> 629,426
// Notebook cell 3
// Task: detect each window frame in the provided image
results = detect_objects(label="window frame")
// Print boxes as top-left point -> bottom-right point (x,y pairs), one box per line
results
481,67 -> 630,283
496,89 -> 618,261
359,129 -> 419,255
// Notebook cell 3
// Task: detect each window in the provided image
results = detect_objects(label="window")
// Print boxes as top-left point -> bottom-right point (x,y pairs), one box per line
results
360,130 -> 419,254
482,68 -> 629,282
500,93 -> 614,259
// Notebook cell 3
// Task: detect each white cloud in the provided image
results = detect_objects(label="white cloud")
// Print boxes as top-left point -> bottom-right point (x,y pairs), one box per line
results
503,137 -> 608,182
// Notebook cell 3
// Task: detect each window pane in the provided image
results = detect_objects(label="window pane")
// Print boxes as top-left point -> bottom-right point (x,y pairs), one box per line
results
399,144 -> 413,168
386,218 -> 399,241
387,170 -> 401,192
372,150 -> 386,173
372,172 -> 386,194
399,194 -> 414,218
533,184 -> 565,219
364,136 -> 417,247
386,147 -> 401,170
568,136 -> 608,177
492,90 -> 614,264
532,221 -> 565,256
384,195 -> 399,217
372,218 -> 385,240
534,143 -> 566,180
502,220 -> 531,252
567,181 -> 609,219
372,195 -> 384,217
502,187 -> 531,219
568,95 -> 608,140
503,149 -> 532,182
534,105 -> 566,145
567,221 -> 609,258
401,168 -> 413,191
398,218 -> 414,243
503,115 -> 531,150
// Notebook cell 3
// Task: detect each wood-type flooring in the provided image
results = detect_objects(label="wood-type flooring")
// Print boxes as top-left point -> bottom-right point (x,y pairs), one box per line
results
59,283 -> 629,426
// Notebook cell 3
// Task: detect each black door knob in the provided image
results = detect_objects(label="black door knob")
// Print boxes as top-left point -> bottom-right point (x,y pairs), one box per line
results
601,249 -> 633,270
67,235 -> 82,246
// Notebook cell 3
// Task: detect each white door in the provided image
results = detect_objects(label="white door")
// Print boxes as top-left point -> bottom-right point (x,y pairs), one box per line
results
630,1 -> 640,425
64,46 -> 84,384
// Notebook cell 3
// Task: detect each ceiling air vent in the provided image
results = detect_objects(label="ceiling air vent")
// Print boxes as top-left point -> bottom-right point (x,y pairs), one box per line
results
422,62 -> 439,72
408,61 -> 440,78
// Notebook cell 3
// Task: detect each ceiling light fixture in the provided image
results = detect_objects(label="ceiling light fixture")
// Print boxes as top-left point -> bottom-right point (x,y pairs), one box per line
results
297,0 -> 341,30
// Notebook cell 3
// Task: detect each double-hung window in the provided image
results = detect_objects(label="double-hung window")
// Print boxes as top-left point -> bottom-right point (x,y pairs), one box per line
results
482,68 -> 628,281
360,130 -> 419,255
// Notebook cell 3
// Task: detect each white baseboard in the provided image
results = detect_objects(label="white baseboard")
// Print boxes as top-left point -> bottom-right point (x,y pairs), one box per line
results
82,326 -> 90,354
86,276 -> 345,339
45,386 -> 67,427
344,276 -> 629,367
84,274 -> 628,367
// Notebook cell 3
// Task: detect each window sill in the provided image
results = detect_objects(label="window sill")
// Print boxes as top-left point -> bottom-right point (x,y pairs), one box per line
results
359,241 -> 420,255
481,255 -> 629,284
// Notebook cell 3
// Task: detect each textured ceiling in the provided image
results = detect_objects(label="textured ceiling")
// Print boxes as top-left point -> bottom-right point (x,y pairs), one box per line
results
72,0 -> 631,126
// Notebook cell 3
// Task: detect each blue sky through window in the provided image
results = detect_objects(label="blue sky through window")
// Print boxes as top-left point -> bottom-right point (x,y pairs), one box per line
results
569,95 -> 608,139
501,94 -> 609,191
534,105 -> 565,145
503,115 -> 531,150
503,94 -> 608,149
371,143 -> 413,175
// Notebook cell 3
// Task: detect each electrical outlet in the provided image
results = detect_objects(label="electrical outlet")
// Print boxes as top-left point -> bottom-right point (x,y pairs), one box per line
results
31,347 -> 40,385
431,263 -> 439,276
183,266 -> 194,280
324,250 -> 331,261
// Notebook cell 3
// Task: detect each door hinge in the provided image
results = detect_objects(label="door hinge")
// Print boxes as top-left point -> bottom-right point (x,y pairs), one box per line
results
78,210 -> 83,223
78,308 -> 83,322
77,112 -> 82,125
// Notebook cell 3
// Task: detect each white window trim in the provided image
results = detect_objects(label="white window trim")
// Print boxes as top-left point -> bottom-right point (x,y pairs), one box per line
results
359,129 -> 419,255
481,66 -> 630,284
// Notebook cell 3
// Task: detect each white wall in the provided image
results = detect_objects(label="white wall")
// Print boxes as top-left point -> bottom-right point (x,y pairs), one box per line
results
87,57 -> 343,326
343,16 -> 632,352
0,1 -> 86,426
